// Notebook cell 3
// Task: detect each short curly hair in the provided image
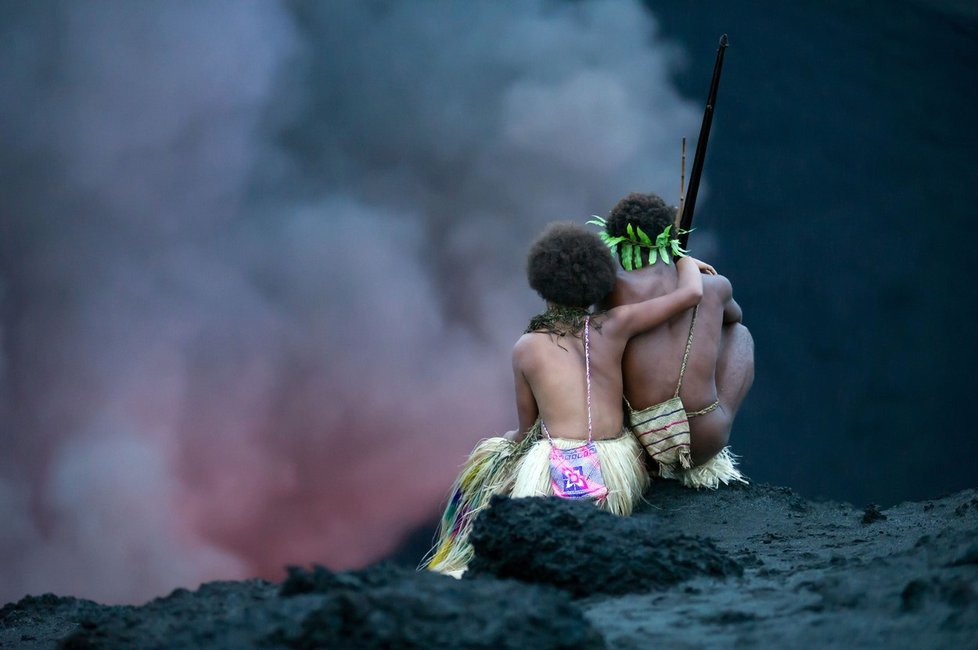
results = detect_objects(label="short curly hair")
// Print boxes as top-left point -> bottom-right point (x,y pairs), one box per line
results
605,192 -> 678,266
526,222 -> 616,309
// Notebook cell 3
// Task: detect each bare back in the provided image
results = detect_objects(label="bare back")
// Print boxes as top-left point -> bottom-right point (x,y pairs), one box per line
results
607,266 -> 732,413
512,319 -> 627,441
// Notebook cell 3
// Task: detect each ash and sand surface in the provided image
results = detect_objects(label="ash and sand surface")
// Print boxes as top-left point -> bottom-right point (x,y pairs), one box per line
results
2,483 -> 976,649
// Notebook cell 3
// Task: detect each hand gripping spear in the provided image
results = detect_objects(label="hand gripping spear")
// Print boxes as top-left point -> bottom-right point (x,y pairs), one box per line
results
677,34 -> 729,250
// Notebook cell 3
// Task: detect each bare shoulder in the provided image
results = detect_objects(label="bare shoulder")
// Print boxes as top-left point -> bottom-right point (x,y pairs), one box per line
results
512,332 -> 546,368
512,333 -> 535,359
602,271 -> 637,310
703,273 -> 733,300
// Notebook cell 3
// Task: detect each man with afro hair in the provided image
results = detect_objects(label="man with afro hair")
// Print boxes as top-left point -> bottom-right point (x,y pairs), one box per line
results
423,222 -> 702,576
601,192 -> 755,489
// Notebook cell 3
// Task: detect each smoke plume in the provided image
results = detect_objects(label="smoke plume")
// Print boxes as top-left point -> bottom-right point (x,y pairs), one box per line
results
0,0 -> 699,604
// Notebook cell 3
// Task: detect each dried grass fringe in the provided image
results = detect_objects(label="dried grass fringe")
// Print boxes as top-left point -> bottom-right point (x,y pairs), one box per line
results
422,428 -> 649,577
420,435 -> 532,575
660,446 -> 748,490
510,432 -> 649,517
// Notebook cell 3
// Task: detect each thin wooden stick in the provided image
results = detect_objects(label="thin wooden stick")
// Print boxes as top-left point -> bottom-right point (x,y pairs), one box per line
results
677,137 -> 687,230
678,33 -> 729,248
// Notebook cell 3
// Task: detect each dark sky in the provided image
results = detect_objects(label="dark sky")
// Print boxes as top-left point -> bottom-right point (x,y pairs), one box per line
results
1,0 -> 976,604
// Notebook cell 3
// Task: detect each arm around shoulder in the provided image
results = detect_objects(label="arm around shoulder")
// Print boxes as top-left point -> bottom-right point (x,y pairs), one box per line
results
611,256 -> 703,338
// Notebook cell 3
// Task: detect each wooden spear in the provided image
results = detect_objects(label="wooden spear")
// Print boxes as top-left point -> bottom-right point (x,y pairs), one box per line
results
678,34 -> 729,250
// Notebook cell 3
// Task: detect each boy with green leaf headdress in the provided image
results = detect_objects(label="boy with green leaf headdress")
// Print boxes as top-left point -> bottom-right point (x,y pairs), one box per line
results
595,192 -> 754,489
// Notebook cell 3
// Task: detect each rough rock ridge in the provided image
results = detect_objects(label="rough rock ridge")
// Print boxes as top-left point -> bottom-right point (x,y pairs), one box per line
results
1,483 -> 976,649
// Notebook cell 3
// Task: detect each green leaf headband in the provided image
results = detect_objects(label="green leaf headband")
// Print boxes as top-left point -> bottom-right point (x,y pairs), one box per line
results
586,216 -> 690,271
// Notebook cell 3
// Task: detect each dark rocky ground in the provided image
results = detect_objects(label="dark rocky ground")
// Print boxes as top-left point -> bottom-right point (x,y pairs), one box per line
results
2,482 -> 976,649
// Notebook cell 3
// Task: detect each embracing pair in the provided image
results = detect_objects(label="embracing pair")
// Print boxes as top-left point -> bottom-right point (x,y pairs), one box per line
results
424,192 -> 754,576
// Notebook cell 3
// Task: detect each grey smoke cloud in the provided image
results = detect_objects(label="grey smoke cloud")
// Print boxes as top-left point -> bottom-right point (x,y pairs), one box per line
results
0,0 -> 700,604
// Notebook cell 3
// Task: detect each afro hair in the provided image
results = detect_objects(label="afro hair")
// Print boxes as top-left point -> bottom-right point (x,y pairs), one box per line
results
605,193 -> 679,265
526,222 -> 616,309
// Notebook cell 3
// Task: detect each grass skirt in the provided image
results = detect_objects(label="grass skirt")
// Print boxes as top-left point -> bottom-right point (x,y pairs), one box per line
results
422,425 -> 648,575
661,446 -> 748,490
510,429 -> 649,517
421,434 -> 533,575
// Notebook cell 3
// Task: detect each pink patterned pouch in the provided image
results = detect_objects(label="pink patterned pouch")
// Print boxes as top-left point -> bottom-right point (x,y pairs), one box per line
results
549,441 -> 608,501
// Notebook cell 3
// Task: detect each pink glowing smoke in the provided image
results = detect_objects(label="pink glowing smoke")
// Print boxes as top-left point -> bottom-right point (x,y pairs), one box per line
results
0,0 -> 699,604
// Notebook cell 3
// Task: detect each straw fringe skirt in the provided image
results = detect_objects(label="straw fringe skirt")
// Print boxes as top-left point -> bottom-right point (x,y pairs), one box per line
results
661,446 -> 748,490
510,431 -> 649,517
422,427 -> 648,576
421,435 -> 531,575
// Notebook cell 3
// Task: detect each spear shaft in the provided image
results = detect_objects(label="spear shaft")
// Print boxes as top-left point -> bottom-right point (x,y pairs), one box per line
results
678,34 -> 729,249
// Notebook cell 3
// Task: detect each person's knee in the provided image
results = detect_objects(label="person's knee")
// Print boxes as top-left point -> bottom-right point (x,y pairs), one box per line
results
736,324 -> 756,388
718,323 -> 755,405
690,422 -> 730,466
726,323 -> 754,358
691,439 -> 727,466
